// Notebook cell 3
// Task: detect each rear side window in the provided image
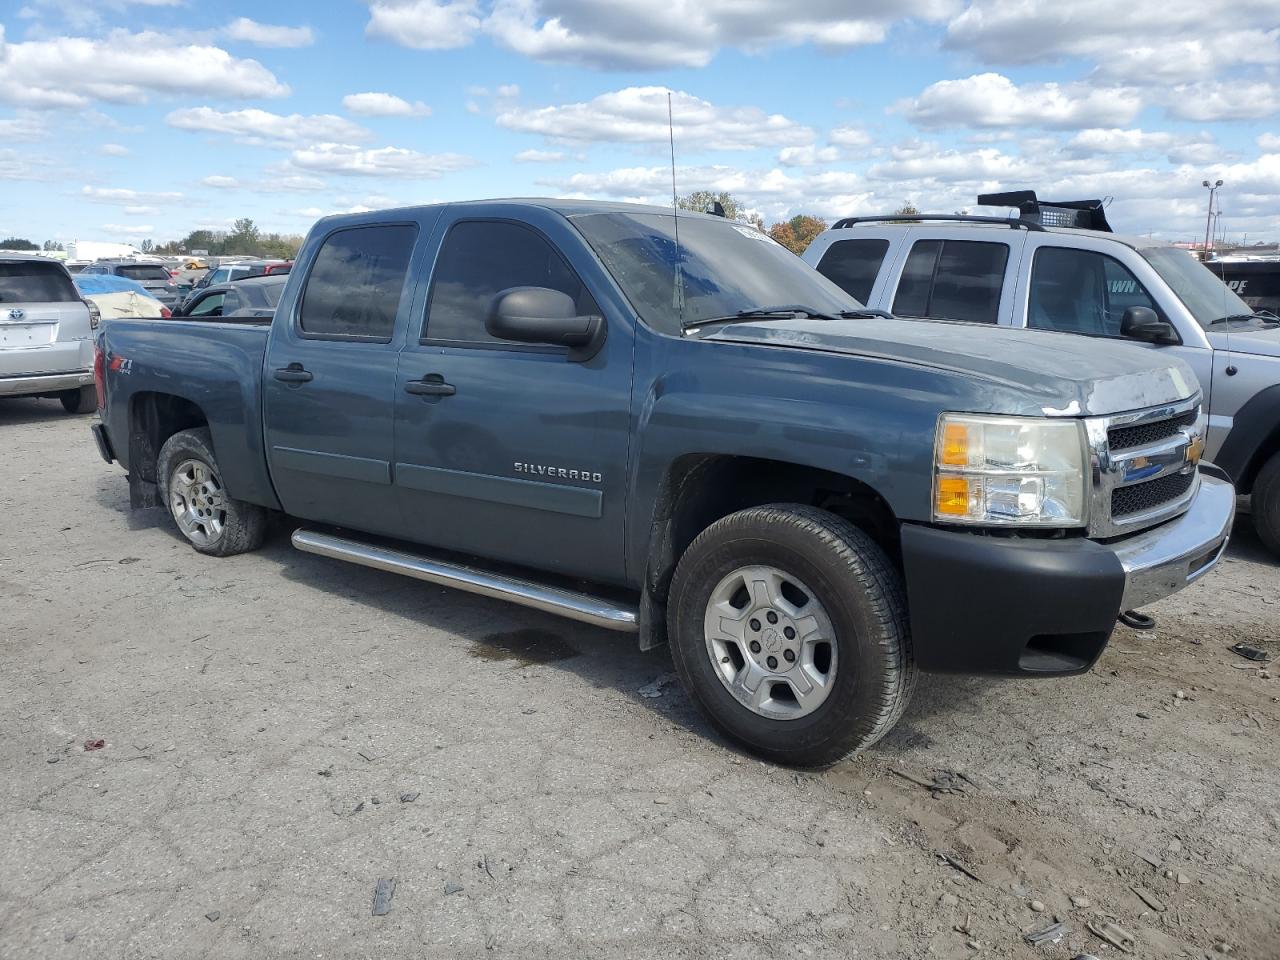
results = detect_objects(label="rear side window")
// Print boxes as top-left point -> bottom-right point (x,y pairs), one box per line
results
0,262 -> 78,303
299,224 -> 418,340
424,220 -> 597,344
189,292 -> 227,317
814,238 -> 890,304
1028,247 -> 1160,337
892,239 -> 1009,324
117,264 -> 170,282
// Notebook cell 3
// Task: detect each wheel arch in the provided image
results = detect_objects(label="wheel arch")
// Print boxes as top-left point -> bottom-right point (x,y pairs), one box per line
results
1214,383 -> 1280,494
126,392 -> 210,506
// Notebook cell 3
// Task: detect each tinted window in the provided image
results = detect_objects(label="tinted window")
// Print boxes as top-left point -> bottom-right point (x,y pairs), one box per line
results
0,261 -> 78,303
1029,247 -> 1158,337
299,224 -> 418,340
893,239 -> 1008,323
189,292 -> 226,317
425,221 -> 597,343
815,238 -> 889,304
117,264 -> 171,282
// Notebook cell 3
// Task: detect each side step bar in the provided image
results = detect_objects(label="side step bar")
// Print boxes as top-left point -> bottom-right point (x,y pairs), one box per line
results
291,528 -> 640,633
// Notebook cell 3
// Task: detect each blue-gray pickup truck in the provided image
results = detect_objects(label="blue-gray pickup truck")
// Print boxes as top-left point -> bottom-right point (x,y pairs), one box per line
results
92,200 -> 1235,765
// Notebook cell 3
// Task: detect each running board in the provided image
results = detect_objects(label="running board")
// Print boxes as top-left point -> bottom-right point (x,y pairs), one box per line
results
291,528 -> 640,633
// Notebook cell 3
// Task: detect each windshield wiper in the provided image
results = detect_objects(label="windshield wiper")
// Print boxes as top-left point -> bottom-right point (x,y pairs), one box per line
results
837,308 -> 894,319
683,304 -> 842,331
1209,312 -> 1280,327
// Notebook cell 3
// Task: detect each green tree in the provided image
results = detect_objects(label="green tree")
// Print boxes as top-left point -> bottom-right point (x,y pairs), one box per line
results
140,238 -> 155,253
677,191 -> 763,228
42,240 -> 64,251
1,237 -> 38,250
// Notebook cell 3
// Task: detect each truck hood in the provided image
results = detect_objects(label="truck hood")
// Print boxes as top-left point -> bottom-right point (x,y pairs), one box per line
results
1206,325 -> 1280,358
700,317 -> 1198,417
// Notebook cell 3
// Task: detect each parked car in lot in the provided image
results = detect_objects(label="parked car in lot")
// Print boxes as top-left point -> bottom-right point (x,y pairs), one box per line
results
73,274 -> 170,319
803,193 -> 1280,555
173,275 -> 287,320
183,260 -> 291,306
1,254 -> 97,413
80,260 -> 182,309
93,200 -> 1234,764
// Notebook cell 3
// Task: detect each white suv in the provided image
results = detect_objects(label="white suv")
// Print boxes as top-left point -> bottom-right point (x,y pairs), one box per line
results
0,255 -> 99,414
801,201 -> 1280,554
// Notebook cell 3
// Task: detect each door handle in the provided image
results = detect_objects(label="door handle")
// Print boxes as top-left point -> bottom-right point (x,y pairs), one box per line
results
405,374 -> 455,397
274,363 -> 313,383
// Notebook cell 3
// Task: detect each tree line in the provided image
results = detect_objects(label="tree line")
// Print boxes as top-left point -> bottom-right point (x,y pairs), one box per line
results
676,192 -> 919,254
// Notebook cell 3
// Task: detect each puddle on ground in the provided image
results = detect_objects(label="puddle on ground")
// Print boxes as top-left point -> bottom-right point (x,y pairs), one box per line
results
469,628 -> 578,665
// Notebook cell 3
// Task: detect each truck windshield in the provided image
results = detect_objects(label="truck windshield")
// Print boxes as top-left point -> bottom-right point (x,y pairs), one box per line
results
1138,246 -> 1253,328
571,212 -> 861,334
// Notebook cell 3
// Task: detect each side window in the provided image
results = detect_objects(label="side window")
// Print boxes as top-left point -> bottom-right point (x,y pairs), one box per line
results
1028,248 -> 1159,337
814,238 -> 890,304
189,292 -> 225,317
424,220 -> 598,344
892,239 -> 1009,324
298,223 -> 418,340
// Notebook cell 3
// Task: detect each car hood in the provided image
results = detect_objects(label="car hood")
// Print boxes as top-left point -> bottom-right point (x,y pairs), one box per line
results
700,317 -> 1198,417
1206,326 -> 1280,358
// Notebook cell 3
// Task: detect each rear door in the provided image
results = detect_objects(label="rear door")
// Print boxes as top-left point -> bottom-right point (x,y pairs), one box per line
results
883,228 -> 1026,326
391,210 -> 634,583
263,221 -> 424,536
0,260 -> 92,376
806,232 -> 899,308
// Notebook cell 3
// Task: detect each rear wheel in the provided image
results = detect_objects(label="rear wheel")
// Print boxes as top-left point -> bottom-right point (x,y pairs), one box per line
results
157,428 -> 266,557
60,386 -> 95,414
1252,451 -> 1280,556
667,504 -> 915,766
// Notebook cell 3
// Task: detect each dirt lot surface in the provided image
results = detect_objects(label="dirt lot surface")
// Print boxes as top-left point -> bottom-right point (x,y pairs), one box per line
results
2,398 -> 1278,960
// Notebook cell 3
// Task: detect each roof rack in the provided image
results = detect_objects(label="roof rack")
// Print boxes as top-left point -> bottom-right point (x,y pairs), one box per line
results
976,191 -> 1112,232
831,214 -> 1045,231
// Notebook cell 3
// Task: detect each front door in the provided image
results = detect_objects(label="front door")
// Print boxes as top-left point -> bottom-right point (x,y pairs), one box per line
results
263,221 -> 421,537
393,212 -> 633,585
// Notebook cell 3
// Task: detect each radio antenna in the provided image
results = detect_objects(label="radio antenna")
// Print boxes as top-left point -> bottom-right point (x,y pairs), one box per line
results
668,91 -> 685,317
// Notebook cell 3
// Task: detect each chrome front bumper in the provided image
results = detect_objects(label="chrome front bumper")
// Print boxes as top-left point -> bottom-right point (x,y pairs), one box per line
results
0,370 -> 93,397
1113,469 -> 1235,609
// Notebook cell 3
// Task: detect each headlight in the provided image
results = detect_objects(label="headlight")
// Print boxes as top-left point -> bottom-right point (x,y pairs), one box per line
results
933,414 -> 1086,526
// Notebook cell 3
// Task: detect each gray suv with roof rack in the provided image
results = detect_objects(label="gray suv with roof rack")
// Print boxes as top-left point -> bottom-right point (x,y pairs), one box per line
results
803,191 -> 1280,556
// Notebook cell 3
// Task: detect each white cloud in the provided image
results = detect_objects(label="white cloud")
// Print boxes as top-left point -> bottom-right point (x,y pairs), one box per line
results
366,0 -> 482,49
123,205 -> 158,215
778,145 -> 839,166
829,126 -> 873,148
0,29 -> 289,108
1164,81 -> 1280,121
944,2 -> 1280,83
287,143 -> 478,179
99,143 -> 130,156
497,86 -> 814,150
167,107 -> 371,146
1067,128 -> 1177,155
102,223 -> 156,235
1260,133 -> 1280,152
899,73 -> 1142,130
514,149 -> 566,162
82,186 -> 183,205
0,110 -> 47,142
342,92 -> 431,117
200,176 -> 241,188
224,17 -> 317,47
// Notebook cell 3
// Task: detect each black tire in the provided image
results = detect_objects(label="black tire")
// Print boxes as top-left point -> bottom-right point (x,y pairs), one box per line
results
156,427 -> 266,557
667,503 -> 915,766
1252,451 -> 1280,557
60,386 -> 96,414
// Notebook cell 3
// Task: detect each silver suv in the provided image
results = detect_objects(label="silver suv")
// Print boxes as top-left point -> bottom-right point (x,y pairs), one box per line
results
0,255 -> 98,414
802,196 -> 1280,555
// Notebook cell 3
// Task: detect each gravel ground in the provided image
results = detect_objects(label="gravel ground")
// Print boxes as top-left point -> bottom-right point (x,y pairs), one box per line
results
2,397 -> 1277,960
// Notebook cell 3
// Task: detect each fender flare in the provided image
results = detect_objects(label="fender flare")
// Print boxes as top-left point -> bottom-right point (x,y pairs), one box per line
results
1213,383 -> 1280,493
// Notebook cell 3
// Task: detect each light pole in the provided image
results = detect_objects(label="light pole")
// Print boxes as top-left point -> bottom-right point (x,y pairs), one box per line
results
1202,179 -> 1222,261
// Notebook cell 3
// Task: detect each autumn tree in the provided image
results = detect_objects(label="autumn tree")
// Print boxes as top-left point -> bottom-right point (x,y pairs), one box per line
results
768,215 -> 828,255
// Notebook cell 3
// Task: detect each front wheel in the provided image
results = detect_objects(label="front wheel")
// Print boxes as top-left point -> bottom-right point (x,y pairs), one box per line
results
667,504 -> 915,766
60,386 -> 96,414
157,427 -> 266,557
1252,450 -> 1280,557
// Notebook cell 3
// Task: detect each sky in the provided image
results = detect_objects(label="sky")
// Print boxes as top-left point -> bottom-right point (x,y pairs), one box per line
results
1,0 -> 1278,248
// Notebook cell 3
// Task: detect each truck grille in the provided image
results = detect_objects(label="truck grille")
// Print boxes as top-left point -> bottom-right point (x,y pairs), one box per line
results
1111,471 -> 1195,518
1107,410 -> 1198,451
1086,398 -> 1203,538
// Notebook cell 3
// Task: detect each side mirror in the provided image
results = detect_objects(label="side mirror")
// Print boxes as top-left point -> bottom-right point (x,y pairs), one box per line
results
486,286 -> 605,361
1120,306 -> 1179,345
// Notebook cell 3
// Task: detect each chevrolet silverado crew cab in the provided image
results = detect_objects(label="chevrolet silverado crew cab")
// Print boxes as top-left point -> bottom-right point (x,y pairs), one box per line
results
1,254 -> 99,413
92,200 -> 1234,765
803,191 -> 1280,556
